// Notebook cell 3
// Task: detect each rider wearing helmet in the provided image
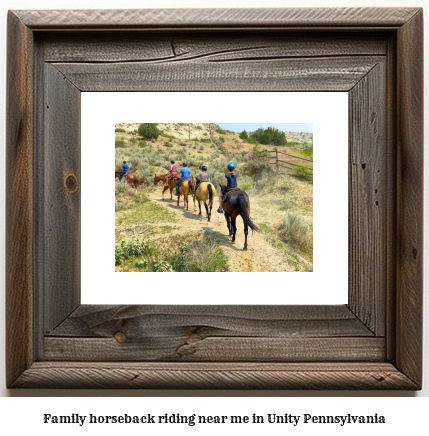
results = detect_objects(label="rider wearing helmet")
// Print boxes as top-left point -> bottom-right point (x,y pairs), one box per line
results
164,160 -> 177,187
194,165 -> 208,193
175,161 -> 192,195
218,163 -> 238,213
119,160 -> 129,181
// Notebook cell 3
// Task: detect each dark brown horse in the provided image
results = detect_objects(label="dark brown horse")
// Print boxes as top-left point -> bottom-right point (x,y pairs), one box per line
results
220,188 -> 259,250
153,173 -> 180,200
125,172 -> 139,189
115,171 -> 121,180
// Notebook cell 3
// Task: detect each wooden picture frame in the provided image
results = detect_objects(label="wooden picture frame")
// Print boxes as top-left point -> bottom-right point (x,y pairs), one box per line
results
6,7 -> 423,389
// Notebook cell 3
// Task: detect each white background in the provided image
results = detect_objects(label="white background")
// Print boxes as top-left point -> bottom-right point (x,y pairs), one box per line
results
0,0 -> 428,428
82,92 -> 348,305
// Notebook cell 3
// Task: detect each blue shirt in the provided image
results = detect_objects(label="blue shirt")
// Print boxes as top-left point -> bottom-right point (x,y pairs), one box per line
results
180,167 -> 191,181
122,164 -> 129,172
225,172 -> 238,189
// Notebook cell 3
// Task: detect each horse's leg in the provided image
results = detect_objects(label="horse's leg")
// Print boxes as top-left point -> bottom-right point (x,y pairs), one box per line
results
225,212 -> 232,236
204,201 -> 209,220
177,193 -> 180,207
208,202 -> 213,222
161,186 -> 166,200
198,200 -> 202,215
231,216 -> 237,243
243,217 -> 249,251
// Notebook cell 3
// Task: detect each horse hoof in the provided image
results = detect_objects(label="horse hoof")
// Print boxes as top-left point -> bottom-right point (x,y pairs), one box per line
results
243,246 -> 248,251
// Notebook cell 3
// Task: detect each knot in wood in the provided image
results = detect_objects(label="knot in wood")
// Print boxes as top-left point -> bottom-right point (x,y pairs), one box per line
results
65,174 -> 78,193
114,331 -> 128,343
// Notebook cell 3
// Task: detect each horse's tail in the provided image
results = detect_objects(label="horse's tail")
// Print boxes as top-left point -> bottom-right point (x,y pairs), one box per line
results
238,193 -> 259,233
207,183 -> 213,205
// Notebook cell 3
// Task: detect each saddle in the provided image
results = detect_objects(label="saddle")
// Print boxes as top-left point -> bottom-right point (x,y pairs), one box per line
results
223,188 -> 240,201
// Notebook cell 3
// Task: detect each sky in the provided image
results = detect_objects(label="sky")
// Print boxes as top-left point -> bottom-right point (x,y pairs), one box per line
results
216,123 -> 313,133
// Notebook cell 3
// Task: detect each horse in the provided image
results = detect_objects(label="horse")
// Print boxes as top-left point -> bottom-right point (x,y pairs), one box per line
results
195,182 -> 216,222
177,180 -> 191,210
153,173 -> 179,200
125,172 -> 139,189
115,171 -> 121,180
220,187 -> 259,250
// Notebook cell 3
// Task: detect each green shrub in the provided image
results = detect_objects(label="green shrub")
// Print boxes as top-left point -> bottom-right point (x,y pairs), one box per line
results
200,138 -> 211,143
240,182 -> 252,192
219,137 -> 225,143
160,132 -> 176,140
115,128 -> 126,133
216,127 -> 227,134
292,165 -> 313,181
152,257 -> 174,272
138,123 -> 161,140
130,137 -> 137,144
280,199 -> 293,210
301,147 -> 313,159
115,239 -> 153,266
280,212 -> 309,245
138,140 -> 147,148
172,239 -> 228,272
115,180 -> 136,197
115,137 -> 126,148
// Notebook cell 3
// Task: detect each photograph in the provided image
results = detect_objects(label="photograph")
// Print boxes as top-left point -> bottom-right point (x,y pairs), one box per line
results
114,123 -> 313,273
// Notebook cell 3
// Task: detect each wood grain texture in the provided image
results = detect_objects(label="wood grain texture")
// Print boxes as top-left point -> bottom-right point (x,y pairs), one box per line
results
44,337 -> 385,362
43,64 -> 81,333
395,10 -> 423,387
52,56 -> 384,92
6,11 -> 34,388
42,33 -> 388,63
11,362 -> 419,390
14,8 -> 420,29
348,62 -> 386,336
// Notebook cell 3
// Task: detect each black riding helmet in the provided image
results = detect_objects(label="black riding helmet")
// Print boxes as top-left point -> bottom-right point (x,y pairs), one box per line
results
202,165 -> 208,171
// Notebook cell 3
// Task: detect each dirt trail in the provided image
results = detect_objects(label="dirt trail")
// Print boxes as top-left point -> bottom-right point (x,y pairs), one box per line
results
147,192 -> 297,272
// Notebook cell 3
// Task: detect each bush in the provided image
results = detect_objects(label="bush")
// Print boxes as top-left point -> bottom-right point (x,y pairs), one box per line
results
215,127 -> 227,134
138,140 -> 147,148
218,137 -> 225,143
280,199 -> 293,210
172,239 -> 228,272
152,258 -> 174,272
239,130 -> 248,140
279,212 -> 309,245
292,165 -> 313,181
138,123 -> 161,140
115,128 -> 126,133
115,239 -> 153,265
115,180 -> 136,197
115,137 -> 126,148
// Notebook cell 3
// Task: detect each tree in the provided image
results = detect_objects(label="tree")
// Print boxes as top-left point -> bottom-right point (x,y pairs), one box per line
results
138,123 -> 160,140
239,130 -> 248,140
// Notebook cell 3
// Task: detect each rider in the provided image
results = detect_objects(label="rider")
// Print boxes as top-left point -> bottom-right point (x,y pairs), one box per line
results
175,162 -> 192,195
119,160 -> 129,181
164,160 -> 177,187
217,163 -> 238,213
194,165 -> 208,193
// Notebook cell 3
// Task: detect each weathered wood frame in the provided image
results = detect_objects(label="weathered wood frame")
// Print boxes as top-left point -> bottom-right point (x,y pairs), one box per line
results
6,8 -> 423,389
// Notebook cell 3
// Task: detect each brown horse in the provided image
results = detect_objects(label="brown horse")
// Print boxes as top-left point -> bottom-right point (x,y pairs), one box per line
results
153,173 -> 179,200
195,182 -> 216,222
115,171 -> 121,180
125,172 -> 139,189
220,187 -> 259,250
177,180 -> 191,210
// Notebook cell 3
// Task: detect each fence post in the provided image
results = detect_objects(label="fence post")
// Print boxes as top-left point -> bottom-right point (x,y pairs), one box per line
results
275,148 -> 279,175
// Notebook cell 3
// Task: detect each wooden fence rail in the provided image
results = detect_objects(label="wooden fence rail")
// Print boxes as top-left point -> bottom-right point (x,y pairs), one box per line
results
266,148 -> 313,174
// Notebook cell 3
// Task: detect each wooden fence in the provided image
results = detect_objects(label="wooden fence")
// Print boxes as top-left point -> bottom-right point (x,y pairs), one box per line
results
265,148 -> 313,175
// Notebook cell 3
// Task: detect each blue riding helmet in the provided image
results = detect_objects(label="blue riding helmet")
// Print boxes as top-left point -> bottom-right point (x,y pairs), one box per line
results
202,165 -> 207,171
171,160 -> 175,164
123,161 -> 127,163
227,163 -> 235,170
182,162 -> 188,166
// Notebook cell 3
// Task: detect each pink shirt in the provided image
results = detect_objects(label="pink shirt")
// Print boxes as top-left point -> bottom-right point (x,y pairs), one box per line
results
171,164 -> 177,173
